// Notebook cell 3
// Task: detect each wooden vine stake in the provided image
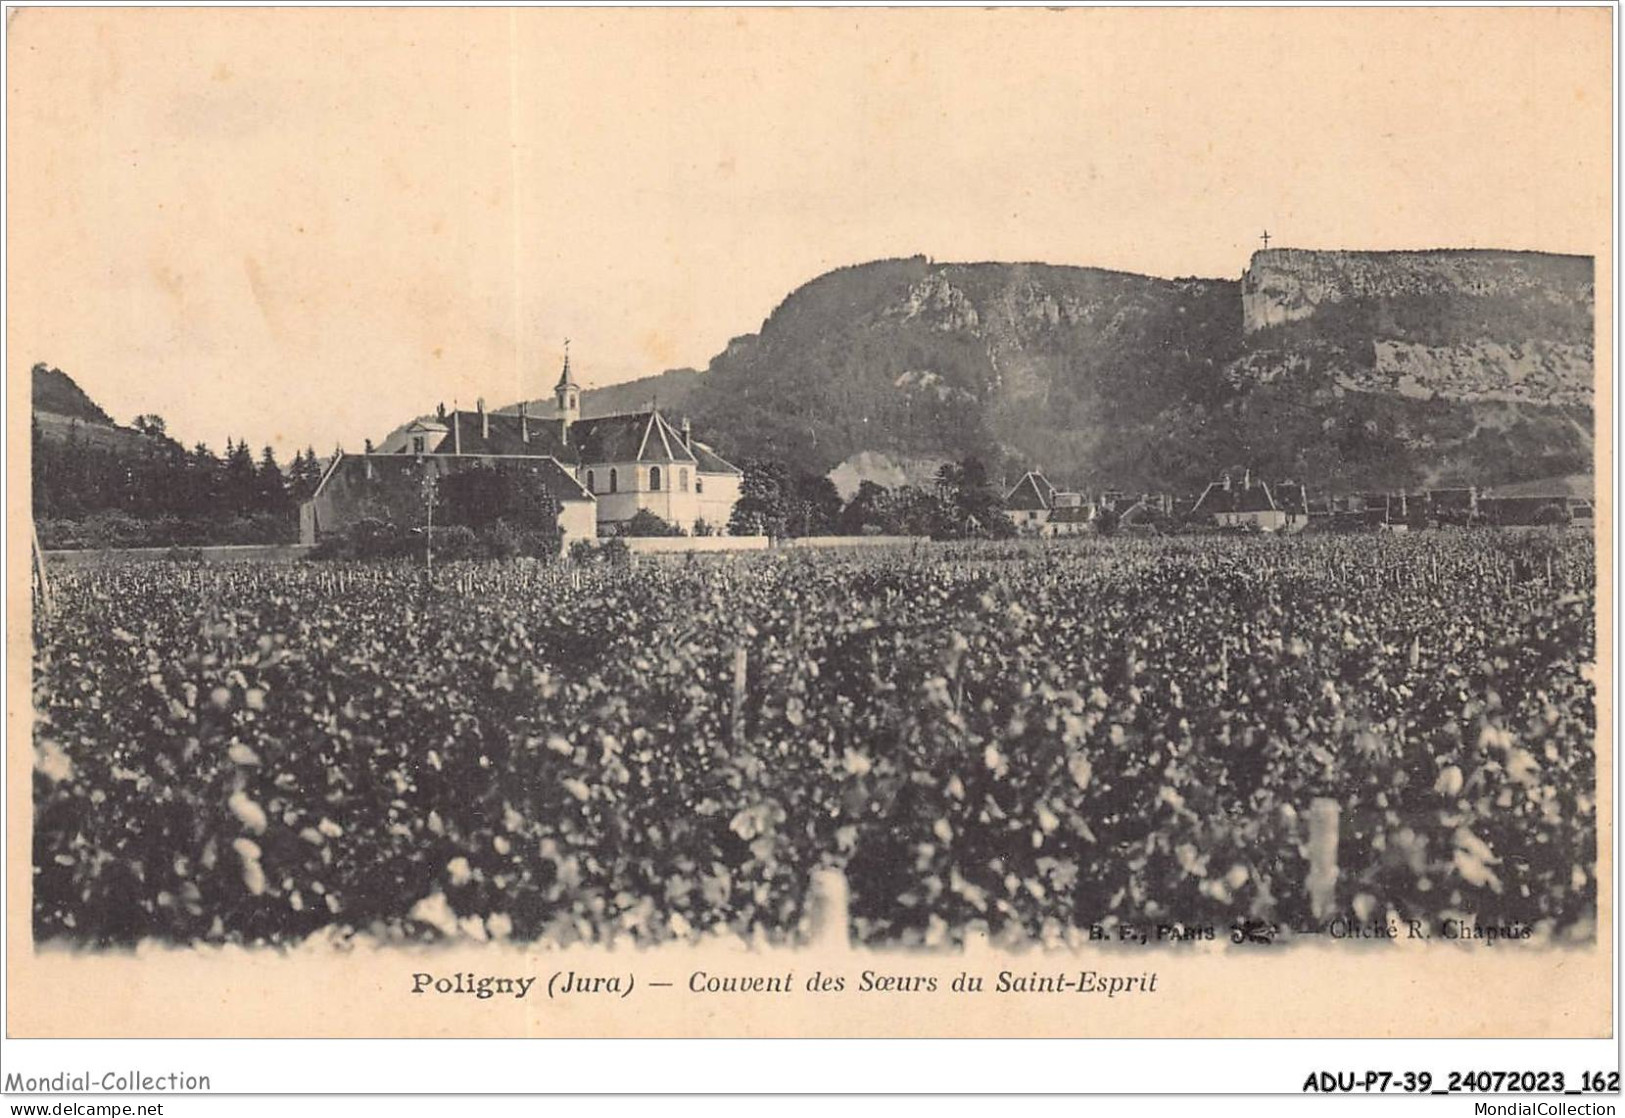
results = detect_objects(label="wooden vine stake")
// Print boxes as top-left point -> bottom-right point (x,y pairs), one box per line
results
1306,797 -> 1341,921
729,644 -> 748,745
805,867 -> 852,951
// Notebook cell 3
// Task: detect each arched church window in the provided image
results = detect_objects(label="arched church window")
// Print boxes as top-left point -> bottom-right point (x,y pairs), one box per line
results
586,469 -> 595,492
609,468 -> 618,494
650,466 -> 662,491
680,468 -> 689,492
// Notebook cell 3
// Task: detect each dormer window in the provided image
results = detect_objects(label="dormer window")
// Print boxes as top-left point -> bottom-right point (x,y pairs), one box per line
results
412,435 -> 425,454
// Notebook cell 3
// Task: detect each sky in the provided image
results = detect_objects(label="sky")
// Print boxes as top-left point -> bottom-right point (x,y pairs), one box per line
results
8,7 -> 1612,457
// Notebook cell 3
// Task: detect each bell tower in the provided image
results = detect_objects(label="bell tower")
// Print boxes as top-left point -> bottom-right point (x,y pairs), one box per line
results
555,339 -> 580,436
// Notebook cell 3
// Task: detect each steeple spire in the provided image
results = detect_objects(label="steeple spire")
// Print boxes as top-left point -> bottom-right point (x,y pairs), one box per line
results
555,338 -> 580,435
555,338 -> 576,392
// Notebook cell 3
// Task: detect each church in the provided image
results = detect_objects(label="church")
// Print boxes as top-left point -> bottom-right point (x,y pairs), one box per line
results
301,353 -> 744,546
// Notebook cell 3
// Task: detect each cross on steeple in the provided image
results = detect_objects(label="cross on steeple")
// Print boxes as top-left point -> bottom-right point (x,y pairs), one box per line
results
1260,229 -> 1272,250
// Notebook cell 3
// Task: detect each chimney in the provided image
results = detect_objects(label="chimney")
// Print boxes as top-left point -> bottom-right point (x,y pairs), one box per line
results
1244,467 -> 1252,489
478,398 -> 489,440
682,417 -> 693,450
519,400 -> 530,444
453,410 -> 462,455
1222,473 -> 1232,492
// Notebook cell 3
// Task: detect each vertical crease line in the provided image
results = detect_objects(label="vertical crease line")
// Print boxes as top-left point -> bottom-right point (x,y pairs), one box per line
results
509,10 -> 523,403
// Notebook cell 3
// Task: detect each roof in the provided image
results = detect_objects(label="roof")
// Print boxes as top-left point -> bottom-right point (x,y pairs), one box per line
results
690,439 -> 742,476
428,411 -> 565,458
572,410 -> 697,465
421,407 -> 728,468
528,456 -> 593,502
555,353 -> 578,392
1005,471 -> 1055,511
1427,488 -> 1477,509
314,452 -> 593,506
1191,478 -> 1280,517
1119,500 -> 1162,525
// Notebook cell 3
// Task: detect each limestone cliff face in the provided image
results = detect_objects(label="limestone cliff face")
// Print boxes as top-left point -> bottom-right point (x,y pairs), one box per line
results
1239,249 -> 1593,406
1242,249 -> 1593,332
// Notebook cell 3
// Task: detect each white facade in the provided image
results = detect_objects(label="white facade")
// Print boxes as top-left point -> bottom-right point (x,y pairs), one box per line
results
695,470 -> 743,533
1214,509 -> 1288,532
577,459 -> 740,534
557,497 -> 598,545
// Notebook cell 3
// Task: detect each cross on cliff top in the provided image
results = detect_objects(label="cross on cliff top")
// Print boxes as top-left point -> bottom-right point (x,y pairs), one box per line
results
1260,230 -> 1272,250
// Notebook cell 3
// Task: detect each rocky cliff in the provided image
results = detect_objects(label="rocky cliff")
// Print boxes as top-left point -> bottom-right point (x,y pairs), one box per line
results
1240,249 -> 1593,407
570,250 -> 1594,494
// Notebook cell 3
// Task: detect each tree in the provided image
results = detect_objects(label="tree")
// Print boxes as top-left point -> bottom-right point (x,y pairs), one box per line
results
792,473 -> 843,536
222,438 -> 258,514
256,446 -> 290,515
728,458 -> 846,537
29,401 -> 302,547
889,486 -> 952,537
186,442 -> 223,515
434,462 -> 563,548
288,447 -> 325,501
945,456 -> 1010,538
131,414 -> 170,441
838,480 -> 892,534
621,509 -> 684,537
924,456 -> 1011,539
729,458 -> 792,538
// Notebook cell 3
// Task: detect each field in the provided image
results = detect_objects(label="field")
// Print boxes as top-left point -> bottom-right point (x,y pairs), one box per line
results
31,531 -> 1597,948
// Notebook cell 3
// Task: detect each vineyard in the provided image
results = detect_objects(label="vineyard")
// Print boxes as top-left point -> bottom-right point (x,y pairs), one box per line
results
31,531 -> 1597,948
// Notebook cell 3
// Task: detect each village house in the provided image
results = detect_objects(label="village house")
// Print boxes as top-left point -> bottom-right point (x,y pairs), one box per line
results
1479,493 -> 1590,527
1003,471 -> 1056,533
303,353 -> 744,545
1189,471 -> 1288,531
1002,471 -> 1096,536
1116,493 -> 1176,533
1424,486 -> 1479,526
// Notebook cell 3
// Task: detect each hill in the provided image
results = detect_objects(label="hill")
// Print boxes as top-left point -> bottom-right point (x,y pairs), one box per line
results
31,363 -> 155,454
548,251 -> 1590,495
33,362 -> 114,425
